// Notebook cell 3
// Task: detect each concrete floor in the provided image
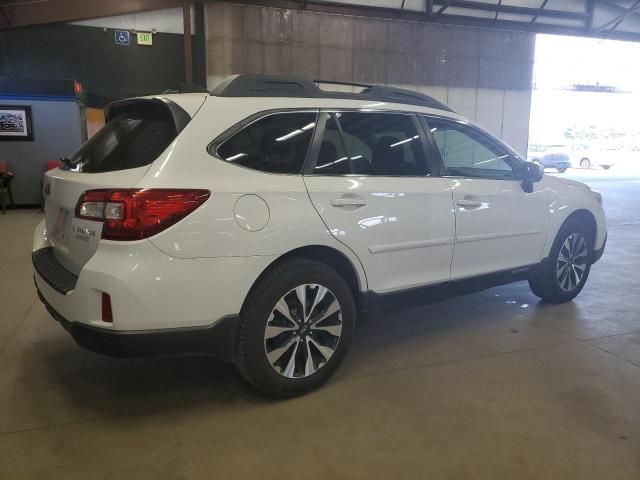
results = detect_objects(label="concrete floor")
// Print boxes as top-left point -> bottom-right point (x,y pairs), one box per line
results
1,173 -> 639,479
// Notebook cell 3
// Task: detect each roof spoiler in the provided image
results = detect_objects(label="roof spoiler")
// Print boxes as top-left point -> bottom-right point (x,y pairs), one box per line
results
104,97 -> 192,133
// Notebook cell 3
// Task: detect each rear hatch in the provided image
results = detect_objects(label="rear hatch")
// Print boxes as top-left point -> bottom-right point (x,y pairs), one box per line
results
43,97 -> 200,276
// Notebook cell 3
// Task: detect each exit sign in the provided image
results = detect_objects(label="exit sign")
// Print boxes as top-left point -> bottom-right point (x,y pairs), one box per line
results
137,32 -> 153,46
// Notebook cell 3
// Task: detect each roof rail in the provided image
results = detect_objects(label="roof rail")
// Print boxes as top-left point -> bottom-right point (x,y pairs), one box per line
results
211,74 -> 453,112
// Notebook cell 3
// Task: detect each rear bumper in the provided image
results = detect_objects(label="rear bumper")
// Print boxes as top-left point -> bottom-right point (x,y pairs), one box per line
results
32,247 -> 77,294
36,285 -> 238,360
32,220 -> 275,331
32,218 -> 277,358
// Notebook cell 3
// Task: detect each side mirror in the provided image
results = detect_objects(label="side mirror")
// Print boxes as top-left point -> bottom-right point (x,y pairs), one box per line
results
520,161 -> 543,193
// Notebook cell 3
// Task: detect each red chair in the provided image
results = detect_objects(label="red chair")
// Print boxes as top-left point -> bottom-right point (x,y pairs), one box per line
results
0,161 -> 15,215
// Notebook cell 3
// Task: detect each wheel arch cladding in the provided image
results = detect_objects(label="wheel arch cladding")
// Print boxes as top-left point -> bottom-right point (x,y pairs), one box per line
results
564,209 -> 597,247
245,245 -> 365,311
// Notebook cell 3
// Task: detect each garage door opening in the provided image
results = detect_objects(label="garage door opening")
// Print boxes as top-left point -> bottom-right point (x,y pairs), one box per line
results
529,34 -> 640,181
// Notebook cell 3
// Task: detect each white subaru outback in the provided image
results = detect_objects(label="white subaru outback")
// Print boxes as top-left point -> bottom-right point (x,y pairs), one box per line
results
34,75 -> 607,396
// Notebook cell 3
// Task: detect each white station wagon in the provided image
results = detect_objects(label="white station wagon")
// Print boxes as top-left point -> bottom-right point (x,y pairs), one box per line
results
34,75 -> 607,396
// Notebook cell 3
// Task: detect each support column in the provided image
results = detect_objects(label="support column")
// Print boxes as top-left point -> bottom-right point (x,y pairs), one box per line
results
183,0 -> 193,83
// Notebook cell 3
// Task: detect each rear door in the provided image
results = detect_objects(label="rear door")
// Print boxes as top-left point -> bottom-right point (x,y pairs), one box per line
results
43,98 -> 196,275
303,111 -> 455,294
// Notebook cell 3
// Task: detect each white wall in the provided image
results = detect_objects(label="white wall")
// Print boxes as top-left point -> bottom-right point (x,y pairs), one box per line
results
421,86 -> 532,155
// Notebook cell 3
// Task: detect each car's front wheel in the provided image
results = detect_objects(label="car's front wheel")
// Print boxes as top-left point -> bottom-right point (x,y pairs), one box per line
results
529,219 -> 592,303
235,258 -> 356,397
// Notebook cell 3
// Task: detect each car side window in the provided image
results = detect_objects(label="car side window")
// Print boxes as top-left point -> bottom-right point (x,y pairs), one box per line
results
215,112 -> 317,174
425,117 -> 515,180
313,112 -> 428,176
314,114 -> 352,174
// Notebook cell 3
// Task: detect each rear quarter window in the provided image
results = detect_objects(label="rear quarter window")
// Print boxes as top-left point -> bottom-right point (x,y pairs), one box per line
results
213,112 -> 317,174
69,102 -> 180,173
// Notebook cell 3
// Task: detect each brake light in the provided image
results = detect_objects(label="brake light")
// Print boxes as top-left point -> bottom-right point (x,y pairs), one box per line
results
76,189 -> 210,240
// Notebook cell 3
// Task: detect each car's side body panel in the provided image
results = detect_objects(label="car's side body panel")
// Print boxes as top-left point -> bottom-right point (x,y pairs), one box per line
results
304,175 -> 455,293
444,177 -> 550,279
539,176 -> 607,253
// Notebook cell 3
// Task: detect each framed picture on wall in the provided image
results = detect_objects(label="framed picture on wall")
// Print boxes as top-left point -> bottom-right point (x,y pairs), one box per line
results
0,105 -> 34,141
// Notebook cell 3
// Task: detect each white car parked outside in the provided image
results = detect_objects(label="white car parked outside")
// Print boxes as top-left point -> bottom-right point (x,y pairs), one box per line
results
34,75 -> 607,396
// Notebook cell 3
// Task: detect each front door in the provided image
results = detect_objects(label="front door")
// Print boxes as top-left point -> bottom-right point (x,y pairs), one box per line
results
304,111 -> 455,294
423,116 -> 549,280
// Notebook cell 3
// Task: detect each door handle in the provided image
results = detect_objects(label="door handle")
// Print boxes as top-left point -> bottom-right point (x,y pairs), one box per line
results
457,199 -> 482,207
331,197 -> 367,208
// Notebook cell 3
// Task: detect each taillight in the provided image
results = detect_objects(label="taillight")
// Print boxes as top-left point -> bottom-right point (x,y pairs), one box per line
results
76,189 -> 210,240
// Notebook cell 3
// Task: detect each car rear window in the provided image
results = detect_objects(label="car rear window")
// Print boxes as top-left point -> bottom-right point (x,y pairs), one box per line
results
68,102 -> 180,173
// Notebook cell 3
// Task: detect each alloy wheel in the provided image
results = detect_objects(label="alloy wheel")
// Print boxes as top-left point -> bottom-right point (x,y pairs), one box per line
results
556,233 -> 589,292
264,284 -> 343,378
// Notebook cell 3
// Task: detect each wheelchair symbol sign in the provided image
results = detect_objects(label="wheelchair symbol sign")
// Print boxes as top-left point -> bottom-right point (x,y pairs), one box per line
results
115,30 -> 130,46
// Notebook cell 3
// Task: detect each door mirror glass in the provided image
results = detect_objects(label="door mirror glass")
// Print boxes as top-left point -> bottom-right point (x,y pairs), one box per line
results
521,161 -> 544,183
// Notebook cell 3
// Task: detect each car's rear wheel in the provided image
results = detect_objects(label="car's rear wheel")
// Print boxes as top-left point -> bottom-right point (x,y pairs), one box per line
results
602,165 -> 611,170
529,219 -> 592,303
580,158 -> 591,169
235,258 -> 355,397
557,168 -> 567,173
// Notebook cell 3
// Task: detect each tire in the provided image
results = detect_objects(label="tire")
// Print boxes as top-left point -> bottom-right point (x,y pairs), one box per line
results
580,158 -> 591,169
557,168 -> 567,173
235,258 -> 356,397
529,219 -> 593,303
602,165 -> 611,170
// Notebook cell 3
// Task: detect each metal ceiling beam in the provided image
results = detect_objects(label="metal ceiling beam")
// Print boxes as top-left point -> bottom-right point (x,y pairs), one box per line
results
215,0 -> 640,43
431,0 -> 588,21
609,0 -> 640,32
0,0 -> 183,30
434,0 -> 452,16
434,10 -> 640,40
530,0 -> 550,24
594,0 -> 640,32
586,0 -> 596,31
597,0 -> 634,13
